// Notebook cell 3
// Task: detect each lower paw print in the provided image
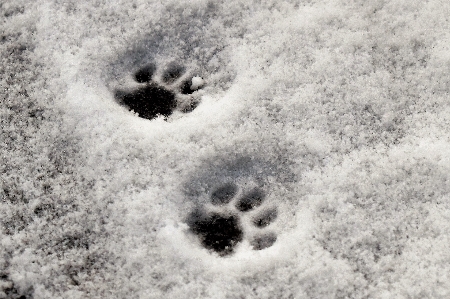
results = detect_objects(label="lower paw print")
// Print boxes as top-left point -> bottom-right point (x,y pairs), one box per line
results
186,183 -> 278,256
114,61 -> 205,120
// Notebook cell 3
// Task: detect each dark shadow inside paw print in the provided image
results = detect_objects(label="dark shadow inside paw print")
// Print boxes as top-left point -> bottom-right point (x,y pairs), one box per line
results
251,232 -> 277,250
134,63 -> 156,83
235,188 -> 265,212
115,85 -> 176,120
162,63 -> 186,84
210,183 -> 238,205
114,62 -> 204,120
187,183 -> 279,256
253,208 -> 278,228
180,79 -> 198,95
187,209 -> 243,256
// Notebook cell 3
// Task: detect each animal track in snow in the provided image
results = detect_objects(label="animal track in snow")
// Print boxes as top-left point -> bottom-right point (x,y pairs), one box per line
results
114,61 -> 205,120
187,183 -> 278,256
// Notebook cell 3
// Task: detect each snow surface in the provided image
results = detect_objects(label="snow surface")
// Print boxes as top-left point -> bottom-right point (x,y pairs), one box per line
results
1,0 -> 450,298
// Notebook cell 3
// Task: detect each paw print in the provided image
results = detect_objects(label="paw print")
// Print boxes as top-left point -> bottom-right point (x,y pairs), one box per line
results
114,61 -> 205,120
186,183 -> 278,256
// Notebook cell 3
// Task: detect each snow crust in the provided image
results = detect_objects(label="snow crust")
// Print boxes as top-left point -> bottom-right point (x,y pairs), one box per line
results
2,0 -> 450,298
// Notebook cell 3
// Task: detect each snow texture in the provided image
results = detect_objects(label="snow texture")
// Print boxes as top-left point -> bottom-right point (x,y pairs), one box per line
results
1,0 -> 450,298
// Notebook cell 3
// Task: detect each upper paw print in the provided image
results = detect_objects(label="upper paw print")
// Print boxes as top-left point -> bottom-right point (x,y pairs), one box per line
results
114,61 -> 205,120
187,182 -> 278,256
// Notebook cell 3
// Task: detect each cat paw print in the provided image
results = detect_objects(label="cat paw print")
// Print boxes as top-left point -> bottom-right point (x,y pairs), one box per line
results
114,61 -> 205,120
186,183 -> 278,256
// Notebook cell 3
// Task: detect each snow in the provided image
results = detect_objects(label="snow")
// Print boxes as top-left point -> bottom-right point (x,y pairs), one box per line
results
190,76 -> 205,91
2,0 -> 450,298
